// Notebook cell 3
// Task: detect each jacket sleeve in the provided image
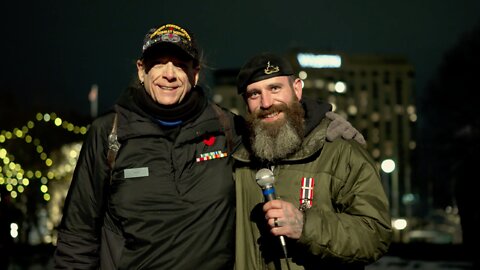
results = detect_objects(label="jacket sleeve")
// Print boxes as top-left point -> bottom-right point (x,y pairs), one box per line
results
298,140 -> 392,264
54,115 -> 113,269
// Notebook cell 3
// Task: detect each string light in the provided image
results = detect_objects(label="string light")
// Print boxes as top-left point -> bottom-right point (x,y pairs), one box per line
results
0,112 -> 89,202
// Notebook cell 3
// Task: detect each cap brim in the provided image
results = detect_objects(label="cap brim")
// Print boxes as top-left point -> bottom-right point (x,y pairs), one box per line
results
142,42 -> 195,60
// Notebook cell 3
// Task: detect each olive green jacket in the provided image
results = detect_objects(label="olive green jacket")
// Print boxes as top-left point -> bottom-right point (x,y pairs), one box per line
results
233,118 -> 392,270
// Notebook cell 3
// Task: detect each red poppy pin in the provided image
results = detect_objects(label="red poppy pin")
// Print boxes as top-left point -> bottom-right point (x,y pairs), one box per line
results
203,136 -> 215,146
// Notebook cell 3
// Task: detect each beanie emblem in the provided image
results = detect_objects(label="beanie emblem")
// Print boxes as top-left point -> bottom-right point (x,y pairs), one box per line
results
264,61 -> 280,75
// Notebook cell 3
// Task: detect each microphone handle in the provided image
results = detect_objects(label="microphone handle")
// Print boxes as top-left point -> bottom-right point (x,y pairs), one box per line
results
258,174 -> 292,269
279,235 -> 287,247
263,187 -> 291,268
262,187 -> 276,201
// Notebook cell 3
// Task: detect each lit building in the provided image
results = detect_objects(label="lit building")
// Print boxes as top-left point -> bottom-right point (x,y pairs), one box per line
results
212,49 -> 417,219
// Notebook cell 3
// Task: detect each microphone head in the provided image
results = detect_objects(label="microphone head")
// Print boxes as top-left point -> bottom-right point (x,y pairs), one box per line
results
256,168 -> 275,188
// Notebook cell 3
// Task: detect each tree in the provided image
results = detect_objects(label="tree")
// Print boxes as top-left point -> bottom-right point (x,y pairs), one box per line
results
420,20 -> 480,267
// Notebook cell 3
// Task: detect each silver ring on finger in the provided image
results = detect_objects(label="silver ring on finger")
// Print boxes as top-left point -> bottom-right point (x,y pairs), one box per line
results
274,218 -> 279,227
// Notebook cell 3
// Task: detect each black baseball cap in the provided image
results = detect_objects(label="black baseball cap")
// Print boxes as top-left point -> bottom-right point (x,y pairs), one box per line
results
141,23 -> 199,61
236,52 -> 294,94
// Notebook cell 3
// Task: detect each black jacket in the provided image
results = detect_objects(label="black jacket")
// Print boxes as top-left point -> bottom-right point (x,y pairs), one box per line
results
54,86 -> 243,269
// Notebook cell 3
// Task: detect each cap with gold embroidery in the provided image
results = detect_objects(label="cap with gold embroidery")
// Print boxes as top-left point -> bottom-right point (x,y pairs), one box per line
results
236,52 -> 294,94
141,23 -> 199,60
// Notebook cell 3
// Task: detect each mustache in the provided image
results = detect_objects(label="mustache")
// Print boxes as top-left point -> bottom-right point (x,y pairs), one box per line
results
253,103 -> 288,118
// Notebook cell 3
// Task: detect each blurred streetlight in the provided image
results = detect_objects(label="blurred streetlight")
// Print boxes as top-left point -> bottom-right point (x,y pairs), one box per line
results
381,159 -> 399,217
381,159 -> 395,173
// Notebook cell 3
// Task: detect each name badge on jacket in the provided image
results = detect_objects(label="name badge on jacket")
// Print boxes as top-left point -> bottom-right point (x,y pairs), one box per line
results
124,167 -> 149,178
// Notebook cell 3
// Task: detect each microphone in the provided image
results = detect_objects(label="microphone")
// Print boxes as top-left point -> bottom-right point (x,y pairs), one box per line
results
256,168 -> 276,201
256,169 -> 290,268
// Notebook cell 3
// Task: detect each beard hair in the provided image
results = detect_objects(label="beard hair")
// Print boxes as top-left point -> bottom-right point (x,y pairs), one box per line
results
246,97 -> 305,162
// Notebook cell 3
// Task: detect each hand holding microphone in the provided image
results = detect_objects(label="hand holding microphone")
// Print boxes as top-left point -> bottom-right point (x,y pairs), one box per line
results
256,169 -> 305,270
256,169 -> 305,240
256,168 -> 290,265
255,168 -> 284,234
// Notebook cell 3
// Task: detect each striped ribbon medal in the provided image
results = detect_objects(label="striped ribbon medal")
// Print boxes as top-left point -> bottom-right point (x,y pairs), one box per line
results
299,177 -> 315,211
196,150 -> 228,162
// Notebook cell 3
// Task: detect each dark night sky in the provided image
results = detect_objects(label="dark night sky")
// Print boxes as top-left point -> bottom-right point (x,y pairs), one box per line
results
1,0 -> 479,116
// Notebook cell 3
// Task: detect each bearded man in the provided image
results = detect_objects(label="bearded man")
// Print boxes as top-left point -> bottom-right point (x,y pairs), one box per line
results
232,52 -> 392,270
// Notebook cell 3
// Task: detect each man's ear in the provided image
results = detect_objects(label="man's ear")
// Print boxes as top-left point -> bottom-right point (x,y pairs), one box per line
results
136,60 -> 145,82
193,67 -> 200,86
293,78 -> 303,101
